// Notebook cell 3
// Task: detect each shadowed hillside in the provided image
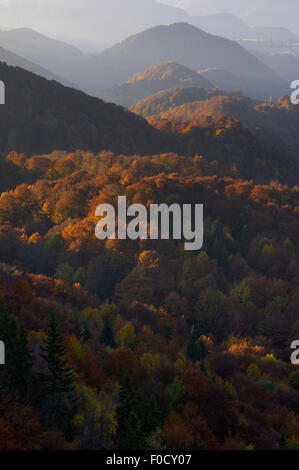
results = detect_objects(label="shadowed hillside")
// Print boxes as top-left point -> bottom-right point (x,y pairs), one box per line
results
0,62 -> 173,156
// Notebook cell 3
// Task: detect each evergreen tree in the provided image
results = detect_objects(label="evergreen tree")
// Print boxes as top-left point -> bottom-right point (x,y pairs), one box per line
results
116,372 -> 145,450
198,338 -> 208,361
135,393 -> 161,436
40,312 -> 76,438
99,316 -> 116,348
187,326 -> 208,363
82,322 -> 93,343
167,376 -> 185,412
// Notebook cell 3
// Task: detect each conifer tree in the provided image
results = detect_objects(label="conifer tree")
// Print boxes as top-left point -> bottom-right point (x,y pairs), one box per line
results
40,312 -> 76,438
116,372 -> 145,450
187,326 -> 208,363
99,316 -> 116,348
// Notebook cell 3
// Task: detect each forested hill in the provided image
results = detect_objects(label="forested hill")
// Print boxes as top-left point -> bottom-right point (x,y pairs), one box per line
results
134,89 -> 299,162
100,62 -> 213,107
0,62 -> 298,186
0,62 -> 173,156
93,23 -> 287,98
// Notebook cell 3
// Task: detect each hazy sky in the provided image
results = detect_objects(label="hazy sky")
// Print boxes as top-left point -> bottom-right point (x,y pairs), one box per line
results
0,0 -> 188,49
1,0 -> 299,50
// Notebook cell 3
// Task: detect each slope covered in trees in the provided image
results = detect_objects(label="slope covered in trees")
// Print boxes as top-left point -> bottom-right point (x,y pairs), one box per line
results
130,86 -> 225,117
0,149 -> 298,450
0,62 -> 172,156
100,62 -> 213,106
1,62 -> 297,185
132,88 -> 299,162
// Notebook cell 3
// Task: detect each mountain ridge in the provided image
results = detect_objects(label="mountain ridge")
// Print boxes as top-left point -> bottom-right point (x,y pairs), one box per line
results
92,22 -> 288,98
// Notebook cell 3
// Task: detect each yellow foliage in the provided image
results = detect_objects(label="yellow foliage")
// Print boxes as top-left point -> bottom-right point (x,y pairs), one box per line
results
141,353 -> 160,374
116,322 -> 137,349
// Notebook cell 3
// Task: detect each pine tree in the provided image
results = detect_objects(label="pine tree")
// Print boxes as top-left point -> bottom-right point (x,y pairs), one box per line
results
41,313 -> 74,395
99,316 -> 116,348
40,312 -> 76,437
117,372 -> 145,450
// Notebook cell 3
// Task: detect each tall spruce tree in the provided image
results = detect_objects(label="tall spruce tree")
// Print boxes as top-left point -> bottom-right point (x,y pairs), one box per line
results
116,372 -> 145,450
40,312 -> 76,438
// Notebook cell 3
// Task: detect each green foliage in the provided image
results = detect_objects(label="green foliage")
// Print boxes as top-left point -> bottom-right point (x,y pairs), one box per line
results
167,376 -> 185,412
247,363 -> 261,381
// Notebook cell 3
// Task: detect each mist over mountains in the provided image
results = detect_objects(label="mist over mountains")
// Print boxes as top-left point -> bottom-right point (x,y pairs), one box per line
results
163,0 -> 299,36
93,23 -> 287,99
0,0 -> 189,49
0,0 -> 297,101
1,0 -> 299,48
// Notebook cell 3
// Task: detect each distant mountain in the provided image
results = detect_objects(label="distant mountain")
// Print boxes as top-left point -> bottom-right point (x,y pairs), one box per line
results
0,28 -> 83,62
0,45 -> 72,86
165,0 -> 299,36
0,0 -> 189,49
100,62 -> 213,106
0,62 -> 172,156
198,68 -> 245,93
190,13 -> 251,38
245,0 -> 299,36
162,0 -> 258,17
92,23 -> 288,99
0,27 -> 88,90
190,13 -> 299,42
253,52 -> 299,83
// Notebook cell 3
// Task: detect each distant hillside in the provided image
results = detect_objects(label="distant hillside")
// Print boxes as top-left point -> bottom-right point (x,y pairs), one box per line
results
151,115 -> 299,185
191,13 -> 249,38
92,23 -> 288,99
0,62 -> 173,156
253,52 -> 299,83
0,28 -> 83,61
130,86 -> 225,117
245,0 -> 299,36
144,91 -> 299,161
100,62 -> 213,106
0,45 -> 71,86
198,68 -> 245,92
190,13 -> 299,41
